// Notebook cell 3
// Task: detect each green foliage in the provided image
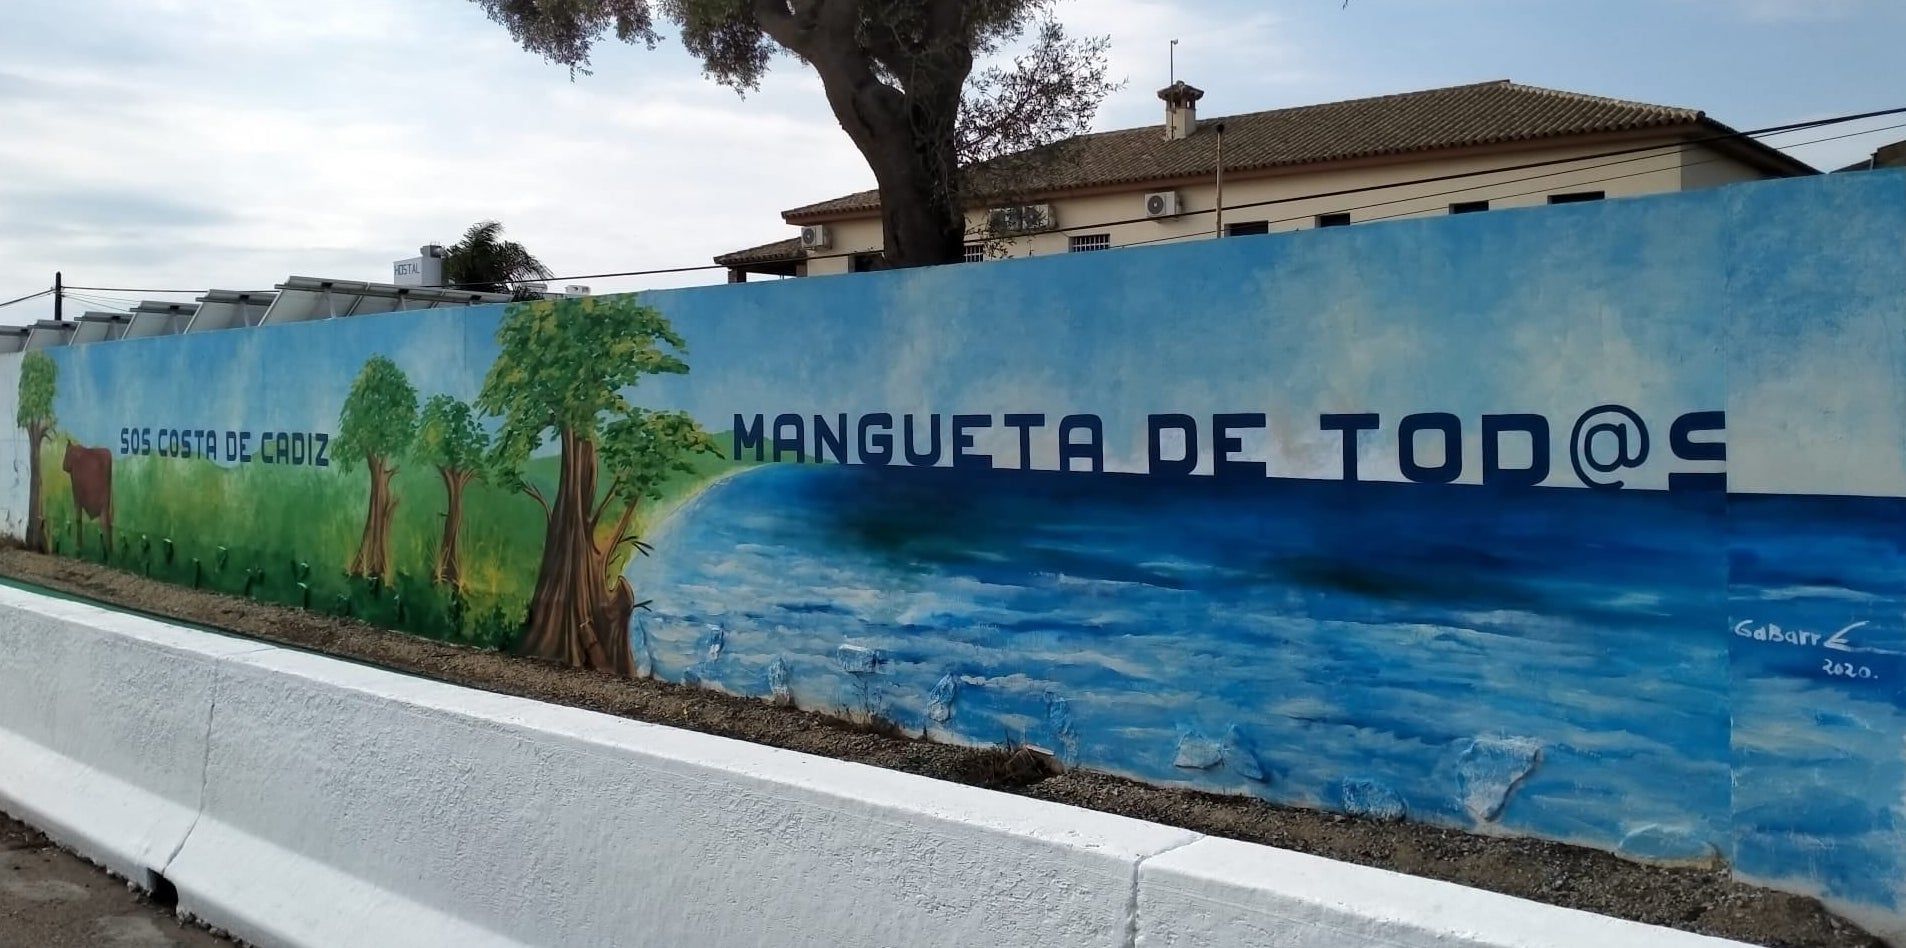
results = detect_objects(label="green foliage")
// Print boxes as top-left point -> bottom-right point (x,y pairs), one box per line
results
442,220 -> 553,299
600,409 -> 723,504
17,351 -> 55,432
41,430 -> 545,649
416,394 -> 488,475
475,0 -> 1049,87
470,1 -> 1114,268
478,296 -> 688,484
335,356 -> 419,470
36,422 -> 739,657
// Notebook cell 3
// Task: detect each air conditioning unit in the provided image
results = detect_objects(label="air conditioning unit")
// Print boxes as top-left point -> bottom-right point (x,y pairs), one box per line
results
800,225 -> 831,249
1145,191 -> 1182,218
986,203 -> 1058,235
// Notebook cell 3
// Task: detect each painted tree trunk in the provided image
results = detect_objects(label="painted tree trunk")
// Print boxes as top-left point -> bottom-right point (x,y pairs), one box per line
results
519,431 -> 636,676
24,426 -> 44,553
349,456 -> 398,578
602,576 -> 637,678
434,469 -> 469,587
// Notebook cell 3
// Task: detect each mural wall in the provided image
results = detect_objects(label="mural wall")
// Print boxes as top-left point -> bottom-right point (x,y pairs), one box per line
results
4,170 -> 1905,936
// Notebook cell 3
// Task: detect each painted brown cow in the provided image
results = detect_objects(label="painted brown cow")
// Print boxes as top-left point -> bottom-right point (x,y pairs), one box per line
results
61,443 -> 113,559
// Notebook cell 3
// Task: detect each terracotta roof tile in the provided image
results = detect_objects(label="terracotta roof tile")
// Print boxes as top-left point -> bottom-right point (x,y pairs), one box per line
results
778,80 -> 1796,221
714,236 -> 804,267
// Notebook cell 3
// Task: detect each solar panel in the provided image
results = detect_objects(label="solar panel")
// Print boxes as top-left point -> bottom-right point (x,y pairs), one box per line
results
0,328 -> 28,354
184,290 -> 277,333
257,276 -> 511,326
124,301 -> 197,339
71,312 -> 132,345
24,320 -> 75,350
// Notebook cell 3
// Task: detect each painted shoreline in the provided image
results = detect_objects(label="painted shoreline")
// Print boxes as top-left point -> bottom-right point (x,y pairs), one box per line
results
631,461 -> 764,551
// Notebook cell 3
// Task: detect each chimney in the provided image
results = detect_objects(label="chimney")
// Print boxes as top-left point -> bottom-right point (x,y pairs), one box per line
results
1159,81 -> 1204,141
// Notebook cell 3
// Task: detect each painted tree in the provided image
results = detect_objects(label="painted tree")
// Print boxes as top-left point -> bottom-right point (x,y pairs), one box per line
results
471,0 -> 1114,268
478,296 -> 718,677
415,395 -> 488,587
336,356 -> 419,579
16,352 -> 56,553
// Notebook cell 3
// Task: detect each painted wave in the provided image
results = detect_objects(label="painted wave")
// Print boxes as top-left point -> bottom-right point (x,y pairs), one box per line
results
626,463 -> 1906,911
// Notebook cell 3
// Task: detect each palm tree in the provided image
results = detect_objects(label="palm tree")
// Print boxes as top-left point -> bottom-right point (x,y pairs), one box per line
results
442,221 -> 554,300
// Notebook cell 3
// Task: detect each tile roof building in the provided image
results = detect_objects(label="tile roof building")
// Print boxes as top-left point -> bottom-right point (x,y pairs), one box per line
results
1837,138 -> 1906,172
719,80 -> 1814,280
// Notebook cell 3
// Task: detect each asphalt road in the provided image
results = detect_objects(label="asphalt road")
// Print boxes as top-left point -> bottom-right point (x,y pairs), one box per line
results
0,813 -> 227,947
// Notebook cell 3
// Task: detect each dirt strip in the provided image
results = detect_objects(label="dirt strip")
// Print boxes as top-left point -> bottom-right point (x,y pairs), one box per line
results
0,812 -> 231,947
0,548 -> 1882,948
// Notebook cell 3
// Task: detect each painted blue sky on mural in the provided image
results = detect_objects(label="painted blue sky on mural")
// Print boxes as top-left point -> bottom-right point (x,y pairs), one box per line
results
54,172 -> 1906,496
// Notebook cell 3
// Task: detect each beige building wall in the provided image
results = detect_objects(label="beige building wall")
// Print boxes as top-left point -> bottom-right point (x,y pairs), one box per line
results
1680,148 -> 1769,190
799,136 -> 1763,277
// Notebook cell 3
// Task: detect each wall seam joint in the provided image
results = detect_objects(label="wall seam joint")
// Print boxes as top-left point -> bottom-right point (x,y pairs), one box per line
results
1123,835 -> 1202,948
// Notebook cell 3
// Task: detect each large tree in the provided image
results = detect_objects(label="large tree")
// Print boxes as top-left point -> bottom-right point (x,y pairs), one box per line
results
472,0 -> 1114,268
478,296 -> 718,677
443,220 -> 555,299
336,356 -> 419,579
416,394 -> 489,587
16,352 -> 56,553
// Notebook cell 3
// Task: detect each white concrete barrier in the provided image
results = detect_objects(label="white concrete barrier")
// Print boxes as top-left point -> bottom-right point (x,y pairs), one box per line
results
166,646 -> 1196,947
0,584 -> 267,885
1136,837 -> 1742,947
0,587 -> 1758,948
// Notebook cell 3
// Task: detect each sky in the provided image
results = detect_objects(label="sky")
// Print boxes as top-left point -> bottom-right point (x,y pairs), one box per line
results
0,0 -> 1901,325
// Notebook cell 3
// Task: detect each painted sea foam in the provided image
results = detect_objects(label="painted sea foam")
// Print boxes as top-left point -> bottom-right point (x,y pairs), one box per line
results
627,463 -> 1906,910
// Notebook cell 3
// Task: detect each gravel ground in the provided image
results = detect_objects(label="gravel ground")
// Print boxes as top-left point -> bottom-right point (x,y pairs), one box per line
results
0,548 -> 1884,948
0,812 -> 229,947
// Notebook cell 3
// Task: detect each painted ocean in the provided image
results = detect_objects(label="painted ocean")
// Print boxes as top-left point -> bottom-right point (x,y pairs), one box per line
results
628,464 -> 1906,909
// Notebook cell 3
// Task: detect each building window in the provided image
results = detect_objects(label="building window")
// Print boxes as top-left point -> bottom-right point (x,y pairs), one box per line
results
962,244 -> 985,263
1225,221 -> 1270,237
1450,200 -> 1490,215
1548,191 -> 1606,205
1069,234 -> 1112,253
1316,213 -> 1352,228
849,253 -> 887,273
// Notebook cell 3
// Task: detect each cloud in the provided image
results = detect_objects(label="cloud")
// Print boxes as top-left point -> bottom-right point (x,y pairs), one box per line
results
0,0 -> 875,321
0,190 -> 232,232
1055,0 -> 1313,125
0,0 -> 1890,326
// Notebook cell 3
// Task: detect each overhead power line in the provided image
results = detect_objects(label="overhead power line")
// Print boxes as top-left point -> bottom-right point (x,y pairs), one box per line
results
0,288 -> 53,311
1241,118 -> 1906,233
954,107 -> 1906,243
63,293 -> 133,314
48,102 -> 1906,297
63,286 -> 273,295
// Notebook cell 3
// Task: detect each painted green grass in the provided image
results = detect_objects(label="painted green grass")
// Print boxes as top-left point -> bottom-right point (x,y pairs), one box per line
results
40,431 -> 742,651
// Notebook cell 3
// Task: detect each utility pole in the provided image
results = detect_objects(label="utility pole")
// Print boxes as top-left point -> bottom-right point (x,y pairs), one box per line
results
53,271 -> 62,322
1215,124 -> 1227,238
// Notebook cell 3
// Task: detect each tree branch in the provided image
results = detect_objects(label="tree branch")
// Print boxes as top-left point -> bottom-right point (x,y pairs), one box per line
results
591,476 -> 624,525
519,481 -> 551,518
751,0 -> 808,54
602,496 -> 643,584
